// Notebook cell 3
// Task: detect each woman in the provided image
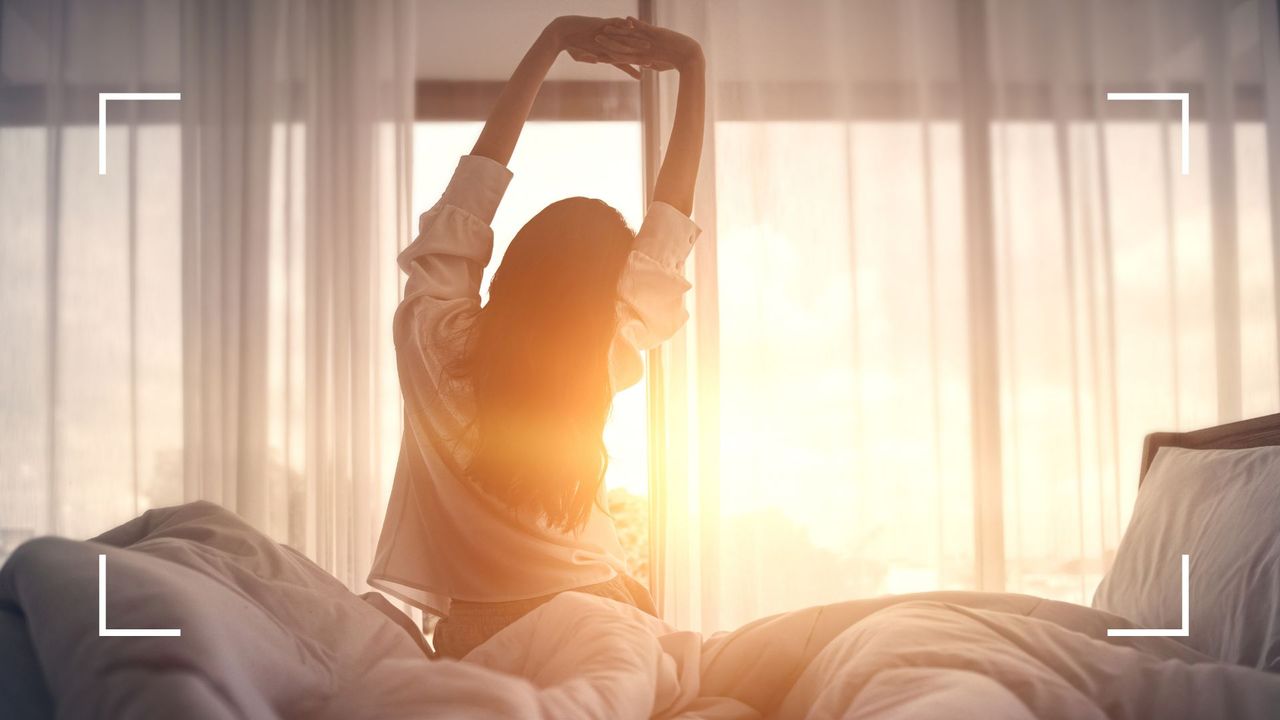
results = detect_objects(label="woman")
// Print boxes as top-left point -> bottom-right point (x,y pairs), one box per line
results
369,15 -> 705,659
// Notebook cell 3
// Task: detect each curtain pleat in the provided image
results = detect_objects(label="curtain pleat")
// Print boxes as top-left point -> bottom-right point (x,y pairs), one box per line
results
1204,0 -> 1244,423
1265,0 -> 1280,396
41,0 -> 70,537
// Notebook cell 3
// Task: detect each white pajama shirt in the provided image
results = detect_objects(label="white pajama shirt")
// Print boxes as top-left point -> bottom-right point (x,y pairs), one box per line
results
369,155 -> 699,616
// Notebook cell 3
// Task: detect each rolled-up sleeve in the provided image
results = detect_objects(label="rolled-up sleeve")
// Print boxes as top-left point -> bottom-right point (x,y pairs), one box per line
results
398,155 -> 513,302
610,201 -> 702,391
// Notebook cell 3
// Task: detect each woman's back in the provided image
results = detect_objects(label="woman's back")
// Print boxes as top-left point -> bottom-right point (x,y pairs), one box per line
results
368,15 -> 706,658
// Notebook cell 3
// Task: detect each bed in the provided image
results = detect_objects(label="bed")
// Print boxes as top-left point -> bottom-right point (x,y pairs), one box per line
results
1139,411 -> 1280,482
2,415 -> 1279,719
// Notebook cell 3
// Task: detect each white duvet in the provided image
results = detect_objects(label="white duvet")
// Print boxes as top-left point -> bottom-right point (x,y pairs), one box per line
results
2,501 -> 1278,719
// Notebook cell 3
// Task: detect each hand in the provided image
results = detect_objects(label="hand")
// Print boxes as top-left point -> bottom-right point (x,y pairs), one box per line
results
595,17 -> 703,72
546,16 -> 645,79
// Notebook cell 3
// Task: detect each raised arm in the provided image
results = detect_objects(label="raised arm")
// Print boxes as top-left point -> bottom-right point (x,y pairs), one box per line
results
653,49 -> 705,215
472,16 -> 641,166
598,19 -> 705,216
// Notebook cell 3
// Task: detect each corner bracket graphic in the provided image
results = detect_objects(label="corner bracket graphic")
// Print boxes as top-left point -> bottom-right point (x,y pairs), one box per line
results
98,554 -> 181,637
1105,92 -> 1189,175
1107,554 -> 1189,638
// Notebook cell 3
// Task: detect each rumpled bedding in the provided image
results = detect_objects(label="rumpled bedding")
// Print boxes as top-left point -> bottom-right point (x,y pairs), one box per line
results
2,502 -> 1278,719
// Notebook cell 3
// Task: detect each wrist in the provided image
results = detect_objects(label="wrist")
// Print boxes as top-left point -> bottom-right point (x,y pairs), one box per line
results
676,46 -> 705,73
538,23 -> 567,54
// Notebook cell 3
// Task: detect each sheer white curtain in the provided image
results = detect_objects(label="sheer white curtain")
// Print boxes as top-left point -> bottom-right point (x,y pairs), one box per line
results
0,0 -> 414,590
652,0 -> 1280,632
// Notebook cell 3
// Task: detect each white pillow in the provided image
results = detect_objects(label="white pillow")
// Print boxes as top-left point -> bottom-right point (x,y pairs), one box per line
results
1092,445 -> 1280,670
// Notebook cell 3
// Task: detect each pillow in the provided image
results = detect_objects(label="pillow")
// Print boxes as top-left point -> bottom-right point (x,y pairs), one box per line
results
1093,445 -> 1280,669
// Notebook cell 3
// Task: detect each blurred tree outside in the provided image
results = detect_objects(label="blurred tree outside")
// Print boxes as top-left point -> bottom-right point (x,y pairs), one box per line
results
607,486 -> 649,589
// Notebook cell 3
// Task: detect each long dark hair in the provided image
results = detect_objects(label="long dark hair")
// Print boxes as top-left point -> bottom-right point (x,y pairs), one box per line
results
460,197 -> 633,531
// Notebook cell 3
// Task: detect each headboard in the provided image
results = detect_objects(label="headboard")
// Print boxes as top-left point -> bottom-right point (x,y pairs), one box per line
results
1139,411 -> 1280,484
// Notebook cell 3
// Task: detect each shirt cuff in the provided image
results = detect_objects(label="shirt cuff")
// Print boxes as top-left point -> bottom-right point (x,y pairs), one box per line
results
438,155 -> 514,225
633,201 -> 701,273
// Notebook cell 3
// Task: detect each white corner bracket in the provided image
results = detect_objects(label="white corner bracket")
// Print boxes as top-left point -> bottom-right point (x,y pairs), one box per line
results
98,554 -> 181,637
1104,92 -> 1189,175
1107,554 -> 1189,637
98,92 -> 181,175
